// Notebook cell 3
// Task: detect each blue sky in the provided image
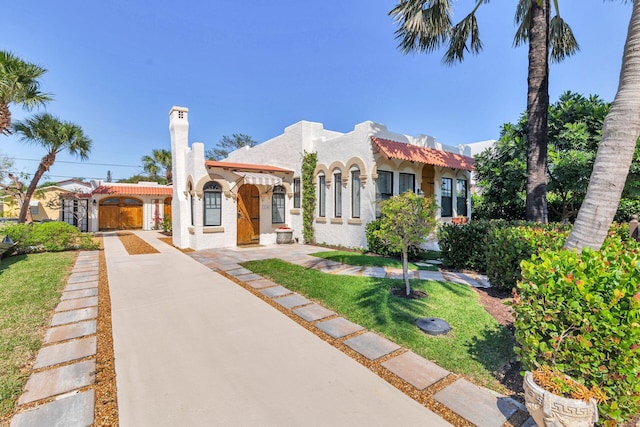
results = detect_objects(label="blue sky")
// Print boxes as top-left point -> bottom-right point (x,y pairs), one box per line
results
1,1 -> 633,182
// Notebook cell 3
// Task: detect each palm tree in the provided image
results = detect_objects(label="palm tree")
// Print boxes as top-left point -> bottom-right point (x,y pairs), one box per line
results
142,148 -> 172,184
12,113 -> 92,223
389,0 -> 578,222
0,51 -> 52,135
565,0 -> 640,250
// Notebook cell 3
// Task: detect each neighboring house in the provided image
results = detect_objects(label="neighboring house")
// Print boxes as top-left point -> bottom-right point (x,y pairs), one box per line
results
0,179 -> 173,232
169,106 -> 474,251
466,139 -> 497,194
0,183 -> 92,229
88,181 -> 173,232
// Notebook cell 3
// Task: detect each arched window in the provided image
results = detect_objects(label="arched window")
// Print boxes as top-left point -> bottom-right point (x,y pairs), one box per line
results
351,168 -> 360,219
318,174 -> 326,218
272,185 -> 286,224
188,182 -> 194,226
203,181 -> 222,226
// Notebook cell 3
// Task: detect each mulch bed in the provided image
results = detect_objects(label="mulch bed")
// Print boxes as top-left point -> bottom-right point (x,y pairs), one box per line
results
116,232 -> 159,255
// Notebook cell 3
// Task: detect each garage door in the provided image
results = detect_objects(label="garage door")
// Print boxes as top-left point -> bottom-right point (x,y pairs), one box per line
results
99,197 -> 143,230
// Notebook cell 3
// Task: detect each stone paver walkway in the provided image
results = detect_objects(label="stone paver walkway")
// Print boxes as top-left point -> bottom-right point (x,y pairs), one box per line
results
188,242 -> 532,426
11,251 -> 100,427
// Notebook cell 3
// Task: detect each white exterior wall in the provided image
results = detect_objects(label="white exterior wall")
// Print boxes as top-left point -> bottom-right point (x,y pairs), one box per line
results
170,108 -> 472,251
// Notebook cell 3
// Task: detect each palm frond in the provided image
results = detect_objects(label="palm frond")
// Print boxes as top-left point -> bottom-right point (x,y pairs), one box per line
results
444,12 -> 482,64
514,0 -> 533,47
549,15 -> 579,62
389,0 -> 453,54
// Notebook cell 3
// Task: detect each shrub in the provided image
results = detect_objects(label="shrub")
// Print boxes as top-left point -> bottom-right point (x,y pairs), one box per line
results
365,219 -> 421,259
614,197 -> 640,223
1,222 -> 99,254
486,225 -> 569,291
437,220 -> 495,272
513,237 -> 640,425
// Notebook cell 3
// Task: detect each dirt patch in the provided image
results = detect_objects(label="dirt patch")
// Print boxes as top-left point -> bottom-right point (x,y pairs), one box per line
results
474,287 -> 515,326
116,232 -> 159,255
390,287 -> 428,299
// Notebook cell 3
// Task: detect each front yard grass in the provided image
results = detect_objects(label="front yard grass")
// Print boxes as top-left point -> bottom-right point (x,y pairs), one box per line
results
242,259 -> 515,392
310,250 -> 439,271
0,252 -> 75,418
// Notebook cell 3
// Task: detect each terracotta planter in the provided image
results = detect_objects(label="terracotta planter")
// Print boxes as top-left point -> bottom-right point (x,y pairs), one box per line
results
523,371 -> 598,427
275,229 -> 293,244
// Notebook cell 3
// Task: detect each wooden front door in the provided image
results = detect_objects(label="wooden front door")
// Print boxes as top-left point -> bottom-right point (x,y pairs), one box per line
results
98,197 -> 143,230
237,185 -> 260,245
163,197 -> 172,221
421,164 -> 435,198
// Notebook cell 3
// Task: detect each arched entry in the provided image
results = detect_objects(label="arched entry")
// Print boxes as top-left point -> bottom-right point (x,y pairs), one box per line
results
421,164 -> 435,198
99,197 -> 143,230
237,185 -> 260,245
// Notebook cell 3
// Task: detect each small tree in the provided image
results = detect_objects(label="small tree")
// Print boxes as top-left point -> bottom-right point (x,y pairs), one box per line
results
374,192 -> 437,296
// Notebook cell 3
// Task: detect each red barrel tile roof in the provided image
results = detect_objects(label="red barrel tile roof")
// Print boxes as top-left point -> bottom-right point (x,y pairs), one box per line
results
371,137 -> 474,171
92,185 -> 173,196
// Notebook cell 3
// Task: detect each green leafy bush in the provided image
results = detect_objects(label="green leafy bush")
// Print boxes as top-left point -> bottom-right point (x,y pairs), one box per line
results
614,197 -> 640,223
365,219 -> 420,258
513,237 -> 640,425
1,222 -> 99,254
486,225 -> 569,291
437,220 -> 495,272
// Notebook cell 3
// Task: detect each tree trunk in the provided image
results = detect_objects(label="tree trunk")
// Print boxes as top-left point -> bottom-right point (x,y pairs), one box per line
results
402,246 -> 411,296
18,152 -> 56,223
565,2 -> 640,250
0,102 -> 11,136
525,0 -> 550,223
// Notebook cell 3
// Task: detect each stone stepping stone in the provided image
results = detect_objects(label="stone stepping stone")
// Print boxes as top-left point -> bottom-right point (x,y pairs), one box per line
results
51,307 -> 97,327
293,304 -> 335,322
44,321 -> 96,344
259,286 -> 293,298
314,260 -> 346,273
34,336 -> 97,369
11,389 -> 95,427
334,266 -> 365,276
361,267 -> 387,278
315,317 -> 364,339
234,273 -> 263,282
343,332 -> 401,360
226,267 -> 253,277
245,279 -> 278,289
433,378 -> 521,427
56,296 -> 98,312
217,263 -> 242,271
61,288 -> 98,301
67,274 -> 99,284
65,281 -> 98,292
273,294 -> 310,309
18,360 -> 96,405
381,351 -> 450,390
425,260 -> 443,265
417,270 -> 446,281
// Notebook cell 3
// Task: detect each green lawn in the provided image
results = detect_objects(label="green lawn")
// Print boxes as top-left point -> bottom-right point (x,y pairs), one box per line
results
0,252 -> 75,418
242,258 -> 514,391
310,250 -> 439,271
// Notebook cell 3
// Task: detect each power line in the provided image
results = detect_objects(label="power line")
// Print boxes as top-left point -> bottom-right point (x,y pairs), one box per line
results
9,157 -> 141,168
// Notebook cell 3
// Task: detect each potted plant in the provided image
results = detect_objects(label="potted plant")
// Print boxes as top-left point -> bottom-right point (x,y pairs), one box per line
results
275,225 -> 293,244
523,365 -> 605,427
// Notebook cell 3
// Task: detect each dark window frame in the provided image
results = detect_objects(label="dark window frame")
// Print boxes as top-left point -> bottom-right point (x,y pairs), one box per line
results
203,181 -> 222,226
293,178 -> 301,209
318,175 -> 326,217
351,170 -> 360,219
441,177 -> 453,217
272,185 -> 286,224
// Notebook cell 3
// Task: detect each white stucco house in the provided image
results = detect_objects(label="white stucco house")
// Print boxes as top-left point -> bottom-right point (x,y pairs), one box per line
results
169,106 -> 474,251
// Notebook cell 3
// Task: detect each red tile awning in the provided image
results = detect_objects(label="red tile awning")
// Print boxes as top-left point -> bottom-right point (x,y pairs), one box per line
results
371,137 -> 474,171
92,185 -> 173,196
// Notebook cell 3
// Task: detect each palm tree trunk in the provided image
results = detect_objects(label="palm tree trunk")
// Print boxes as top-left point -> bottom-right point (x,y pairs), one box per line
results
403,246 -> 411,296
525,0 -> 550,223
565,1 -> 640,250
18,152 -> 56,223
0,102 -> 11,135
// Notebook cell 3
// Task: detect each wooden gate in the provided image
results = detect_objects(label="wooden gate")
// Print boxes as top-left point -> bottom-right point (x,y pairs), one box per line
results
237,185 -> 260,245
99,197 -> 143,230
